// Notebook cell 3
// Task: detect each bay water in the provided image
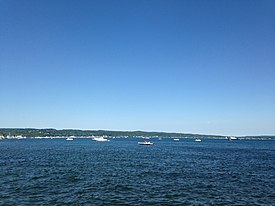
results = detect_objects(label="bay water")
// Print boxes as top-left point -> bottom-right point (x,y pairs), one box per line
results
0,138 -> 274,205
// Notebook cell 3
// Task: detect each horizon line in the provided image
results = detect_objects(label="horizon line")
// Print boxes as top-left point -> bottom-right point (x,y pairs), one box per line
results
1,127 -> 274,137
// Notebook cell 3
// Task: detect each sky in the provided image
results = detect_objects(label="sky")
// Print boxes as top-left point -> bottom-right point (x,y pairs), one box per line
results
0,0 -> 274,136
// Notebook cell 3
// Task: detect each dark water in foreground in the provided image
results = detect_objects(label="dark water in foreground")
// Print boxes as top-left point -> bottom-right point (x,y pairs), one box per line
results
0,138 -> 274,205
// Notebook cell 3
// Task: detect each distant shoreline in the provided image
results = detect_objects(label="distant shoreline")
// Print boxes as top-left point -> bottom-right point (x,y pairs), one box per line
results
0,128 -> 274,140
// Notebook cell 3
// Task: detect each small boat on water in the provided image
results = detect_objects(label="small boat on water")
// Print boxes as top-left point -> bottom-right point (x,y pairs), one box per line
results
173,138 -> 180,141
66,137 -> 74,141
138,141 -> 153,145
226,136 -> 238,141
93,137 -> 109,142
195,139 -> 201,142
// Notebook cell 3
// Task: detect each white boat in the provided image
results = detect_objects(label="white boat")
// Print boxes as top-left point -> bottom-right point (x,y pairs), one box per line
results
195,139 -> 201,142
66,137 -> 74,141
93,137 -> 109,142
227,136 -> 238,141
138,141 -> 153,145
173,138 -> 180,141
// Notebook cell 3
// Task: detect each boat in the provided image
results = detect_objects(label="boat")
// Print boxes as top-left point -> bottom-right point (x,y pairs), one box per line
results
226,136 -> 238,141
138,141 -> 153,145
195,139 -> 201,142
66,137 -> 74,141
173,138 -> 180,141
93,136 -> 109,142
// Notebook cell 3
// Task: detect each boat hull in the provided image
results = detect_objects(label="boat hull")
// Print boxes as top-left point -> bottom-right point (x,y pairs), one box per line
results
138,142 -> 153,145
93,137 -> 109,142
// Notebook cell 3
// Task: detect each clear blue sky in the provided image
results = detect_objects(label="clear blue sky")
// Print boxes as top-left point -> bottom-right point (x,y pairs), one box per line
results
1,0 -> 274,136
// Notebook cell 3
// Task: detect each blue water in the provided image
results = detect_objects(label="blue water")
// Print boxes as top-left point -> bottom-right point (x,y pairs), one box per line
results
0,138 -> 274,205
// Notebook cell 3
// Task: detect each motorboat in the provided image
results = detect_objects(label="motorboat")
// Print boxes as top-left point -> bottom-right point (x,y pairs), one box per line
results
93,137 -> 109,142
66,137 -> 74,141
195,139 -> 201,142
138,141 -> 153,145
226,136 -> 238,141
173,138 -> 180,141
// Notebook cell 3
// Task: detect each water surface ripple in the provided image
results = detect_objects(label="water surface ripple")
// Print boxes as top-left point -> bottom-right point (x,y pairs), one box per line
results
0,138 -> 274,205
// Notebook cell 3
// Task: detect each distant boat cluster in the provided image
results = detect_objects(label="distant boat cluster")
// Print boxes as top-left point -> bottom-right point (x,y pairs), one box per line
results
1,129 -> 274,140
0,135 -> 248,147
0,135 -> 206,146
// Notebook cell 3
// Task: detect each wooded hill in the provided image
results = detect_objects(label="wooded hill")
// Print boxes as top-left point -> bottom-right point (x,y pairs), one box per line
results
0,128 -> 223,138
